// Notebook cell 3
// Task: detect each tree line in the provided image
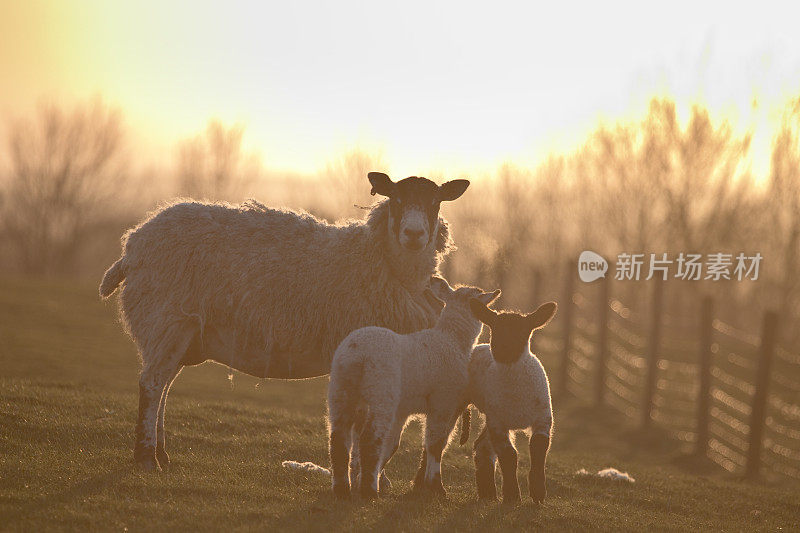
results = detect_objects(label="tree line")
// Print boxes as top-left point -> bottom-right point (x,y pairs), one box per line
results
2,95 -> 799,343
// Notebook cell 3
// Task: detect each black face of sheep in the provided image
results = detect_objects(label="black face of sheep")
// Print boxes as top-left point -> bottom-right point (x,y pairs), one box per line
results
469,301 -> 558,364
368,172 -> 469,252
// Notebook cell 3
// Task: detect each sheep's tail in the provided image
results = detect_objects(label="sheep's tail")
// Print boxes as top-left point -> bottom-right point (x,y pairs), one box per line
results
459,407 -> 471,446
99,257 -> 126,298
281,460 -> 331,475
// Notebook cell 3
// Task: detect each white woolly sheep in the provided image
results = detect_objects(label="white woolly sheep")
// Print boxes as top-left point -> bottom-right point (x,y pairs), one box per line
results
463,300 -> 558,503
98,172 -> 470,471
327,278 -> 500,499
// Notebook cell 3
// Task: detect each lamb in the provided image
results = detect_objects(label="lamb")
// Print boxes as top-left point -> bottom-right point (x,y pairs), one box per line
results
327,277 -> 500,499
98,172 -> 470,471
463,300 -> 558,503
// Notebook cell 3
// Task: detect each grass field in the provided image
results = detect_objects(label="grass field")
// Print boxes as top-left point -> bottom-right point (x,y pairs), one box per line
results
1,278 -> 798,531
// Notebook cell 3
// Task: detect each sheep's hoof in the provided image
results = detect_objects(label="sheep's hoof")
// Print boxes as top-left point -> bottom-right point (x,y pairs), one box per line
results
478,486 -> 497,502
156,447 -> 171,469
135,454 -> 161,472
529,474 -> 546,503
429,480 -> 447,498
134,445 -> 161,471
378,472 -> 392,492
411,480 -> 447,499
332,483 -> 350,499
360,485 -> 379,501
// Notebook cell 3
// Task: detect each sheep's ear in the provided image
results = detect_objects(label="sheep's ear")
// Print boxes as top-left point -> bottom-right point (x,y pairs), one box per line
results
469,297 -> 498,326
368,172 -> 395,197
423,288 -> 445,315
429,275 -> 453,298
438,179 -> 470,201
476,288 -> 501,306
527,302 -> 557,331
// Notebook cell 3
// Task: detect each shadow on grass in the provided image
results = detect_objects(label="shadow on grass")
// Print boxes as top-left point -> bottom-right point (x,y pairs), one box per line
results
670,451 -> 723,476
2,466 -> 132,528
268,482 -> 555,532
553,401 -> 698,462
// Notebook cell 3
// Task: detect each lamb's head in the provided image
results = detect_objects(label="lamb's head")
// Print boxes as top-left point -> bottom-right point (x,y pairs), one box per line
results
469,300 -> 558,364
368,172 -> 469,253
430,276 -> 500,325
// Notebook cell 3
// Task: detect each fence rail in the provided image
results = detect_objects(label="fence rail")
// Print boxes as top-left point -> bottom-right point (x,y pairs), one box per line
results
547,260 -> 800,482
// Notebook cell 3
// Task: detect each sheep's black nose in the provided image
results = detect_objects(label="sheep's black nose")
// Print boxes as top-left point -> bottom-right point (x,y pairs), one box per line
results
404,228 -> 424,239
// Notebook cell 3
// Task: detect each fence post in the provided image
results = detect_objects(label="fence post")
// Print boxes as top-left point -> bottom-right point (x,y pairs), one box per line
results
560,260 -> 576,397
595,276 -> 611,405
746,311 -> 778,479
695,296 -> 714,456
642,279 -> 664,429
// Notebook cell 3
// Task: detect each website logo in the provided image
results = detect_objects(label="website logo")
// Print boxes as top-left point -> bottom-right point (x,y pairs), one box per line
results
578,251 -> 608,282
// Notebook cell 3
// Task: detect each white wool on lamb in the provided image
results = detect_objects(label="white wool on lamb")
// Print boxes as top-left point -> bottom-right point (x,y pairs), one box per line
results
465,301 -> 558,503
327,278 -> 500,499
576,467 -> 636,483
98,173 -> 470,471
282,461 -> 331,475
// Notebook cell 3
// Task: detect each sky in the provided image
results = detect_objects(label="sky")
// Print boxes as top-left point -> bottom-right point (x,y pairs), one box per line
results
2,0 -> 800,177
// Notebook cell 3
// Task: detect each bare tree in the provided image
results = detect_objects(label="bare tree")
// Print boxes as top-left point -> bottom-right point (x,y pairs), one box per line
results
176,119 -> 261,200
763,97 -> 800,329
646,101 -> 753,253
0,99 -> 127,276
575,99 -> 753,256
578,114 -> 662,255
320,147 -> 386,219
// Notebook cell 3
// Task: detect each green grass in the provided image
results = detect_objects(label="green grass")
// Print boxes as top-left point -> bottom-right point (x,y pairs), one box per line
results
1,278 -> 798,531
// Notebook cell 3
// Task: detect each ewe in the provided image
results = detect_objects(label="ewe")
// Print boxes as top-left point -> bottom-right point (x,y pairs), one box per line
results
327,278 -> 500,499
465,300 -> 558,503
98,172 -> 469,471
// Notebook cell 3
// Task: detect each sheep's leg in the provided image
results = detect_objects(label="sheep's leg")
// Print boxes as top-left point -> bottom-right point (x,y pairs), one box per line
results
135,368 -> 172,471
411,417 -> 430,491
411,446 -> 427,491
473,426 -> 498,500
529,433 -> 550,503
349,426 -> 361,491
349,447 -> 360,491
378,470 -> 392,493
134,327 -> 194,471
489,428 -> 520,504
155,366 -> 183,469
377,417 -> 405,493
358,416 -> 385,500
329,422 -> 352,498
418,414 -> 454,496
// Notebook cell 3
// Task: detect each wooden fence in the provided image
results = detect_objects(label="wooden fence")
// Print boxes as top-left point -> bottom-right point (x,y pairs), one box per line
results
533,261 -> 800,481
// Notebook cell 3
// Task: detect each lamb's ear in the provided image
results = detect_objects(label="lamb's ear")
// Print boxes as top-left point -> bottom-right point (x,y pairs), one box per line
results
422,288 -> 445,315
476,288 -> 501,305
438,179 -> 470,201
469,297 -> 498,326
527,301 -> 557,331
368,172 -> 395,197
429,275 -> 453,298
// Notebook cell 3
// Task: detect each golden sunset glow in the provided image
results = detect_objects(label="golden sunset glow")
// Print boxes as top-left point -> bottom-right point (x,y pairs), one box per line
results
2,1 -> 800,175
5,2 -> 800,526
